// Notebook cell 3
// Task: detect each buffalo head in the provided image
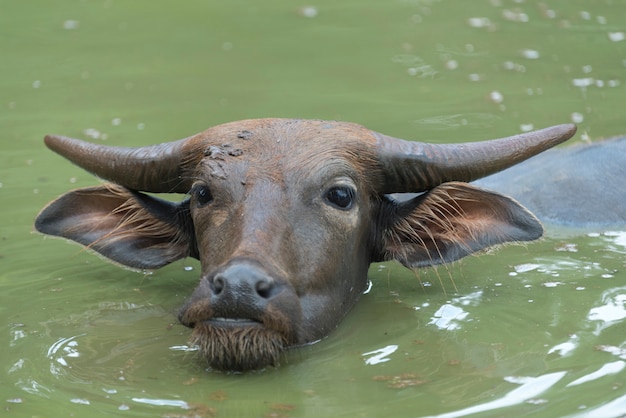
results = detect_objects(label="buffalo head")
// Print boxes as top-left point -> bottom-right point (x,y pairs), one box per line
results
35,118 -> 576,371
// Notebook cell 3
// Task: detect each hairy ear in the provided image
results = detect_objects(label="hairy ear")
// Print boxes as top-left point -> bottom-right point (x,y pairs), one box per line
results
379,182 -> 542,268
35,185 -> 196,270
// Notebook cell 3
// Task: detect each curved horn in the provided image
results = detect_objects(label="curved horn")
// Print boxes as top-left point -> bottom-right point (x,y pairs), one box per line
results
375,124 -> 577,193
43,135 -> 198,193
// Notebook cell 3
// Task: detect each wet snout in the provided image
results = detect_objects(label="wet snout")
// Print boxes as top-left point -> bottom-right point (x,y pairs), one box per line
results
209,262 -> 281,319
178,258 -> 293,329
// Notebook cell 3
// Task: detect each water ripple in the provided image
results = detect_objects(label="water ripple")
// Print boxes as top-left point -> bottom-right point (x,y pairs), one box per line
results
426,371 -> 567,418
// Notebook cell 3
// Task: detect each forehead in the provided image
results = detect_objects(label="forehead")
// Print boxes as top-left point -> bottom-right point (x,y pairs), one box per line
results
194,118 -> 380,181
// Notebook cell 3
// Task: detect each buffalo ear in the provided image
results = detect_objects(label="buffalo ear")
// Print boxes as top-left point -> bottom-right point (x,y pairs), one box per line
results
379,182 -> 542,268
35,185 -> 195,270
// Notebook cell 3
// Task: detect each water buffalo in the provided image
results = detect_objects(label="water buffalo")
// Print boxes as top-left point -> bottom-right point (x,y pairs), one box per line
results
35,118 -> 576,372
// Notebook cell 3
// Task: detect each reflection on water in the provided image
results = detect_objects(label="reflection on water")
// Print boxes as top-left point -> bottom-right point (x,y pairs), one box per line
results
569,394 -> 626,418
427,372 -> 567,418
47,334 -> 84,374
588,287 -> 626,333
362,345 -> 399,365
567,360 -> 625,387
132,397 -> 189,409
427,291 -> 482,331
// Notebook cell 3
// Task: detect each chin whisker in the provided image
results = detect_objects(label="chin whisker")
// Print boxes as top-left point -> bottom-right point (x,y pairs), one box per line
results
190,323 -> 288,372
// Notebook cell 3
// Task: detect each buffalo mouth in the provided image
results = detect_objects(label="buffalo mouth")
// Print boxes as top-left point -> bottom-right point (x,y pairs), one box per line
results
188,317 -> 290,372
178,261 -> 302,372
207,317 -> 262,327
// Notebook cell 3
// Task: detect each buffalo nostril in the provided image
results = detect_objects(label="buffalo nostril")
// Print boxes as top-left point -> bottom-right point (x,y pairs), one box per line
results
255,279 -> 273,299
213,276 -> 225,295
210,263 -> 277,302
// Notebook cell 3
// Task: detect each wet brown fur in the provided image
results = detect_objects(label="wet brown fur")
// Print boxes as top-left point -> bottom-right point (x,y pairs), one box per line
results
190,323 -> 288,372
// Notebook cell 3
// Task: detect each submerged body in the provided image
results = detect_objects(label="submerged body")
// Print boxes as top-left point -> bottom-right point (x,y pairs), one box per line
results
475,136 -> 626,227
35,118 -> 577,372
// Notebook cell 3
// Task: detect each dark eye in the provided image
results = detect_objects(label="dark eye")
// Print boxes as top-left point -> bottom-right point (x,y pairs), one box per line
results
193,185 -> 213,207
325,186 -> 355,210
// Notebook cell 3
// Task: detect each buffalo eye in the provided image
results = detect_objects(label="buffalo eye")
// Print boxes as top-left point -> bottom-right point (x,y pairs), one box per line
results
192,184 -> 213,207
324,186 -> 355,210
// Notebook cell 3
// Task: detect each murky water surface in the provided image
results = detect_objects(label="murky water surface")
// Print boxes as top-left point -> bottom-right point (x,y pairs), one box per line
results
2,0 -> 625,416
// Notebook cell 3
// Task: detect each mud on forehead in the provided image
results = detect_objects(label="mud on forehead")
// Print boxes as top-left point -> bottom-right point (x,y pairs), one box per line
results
194,119 -> 380,186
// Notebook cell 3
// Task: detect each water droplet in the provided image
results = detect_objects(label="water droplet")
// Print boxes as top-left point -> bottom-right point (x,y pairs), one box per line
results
503,9 -> 529,22
572,77 -> 594,87
570,112 -> 584,123
83,128 -> 103,139
520,49 -> 540,59
543,282 -> 563,288
62,20 -> 79,30
467,17 -> 491,28
445,60 -> 458,70
299,6 -> 318,18
489,90 -> 503,103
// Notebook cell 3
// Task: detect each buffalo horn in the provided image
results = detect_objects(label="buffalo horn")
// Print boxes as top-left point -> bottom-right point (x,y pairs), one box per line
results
375,124 -> 577,193
43,135 -> 198,193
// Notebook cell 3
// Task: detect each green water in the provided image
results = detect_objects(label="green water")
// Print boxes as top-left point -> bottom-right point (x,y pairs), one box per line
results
2,0 -> 625,416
